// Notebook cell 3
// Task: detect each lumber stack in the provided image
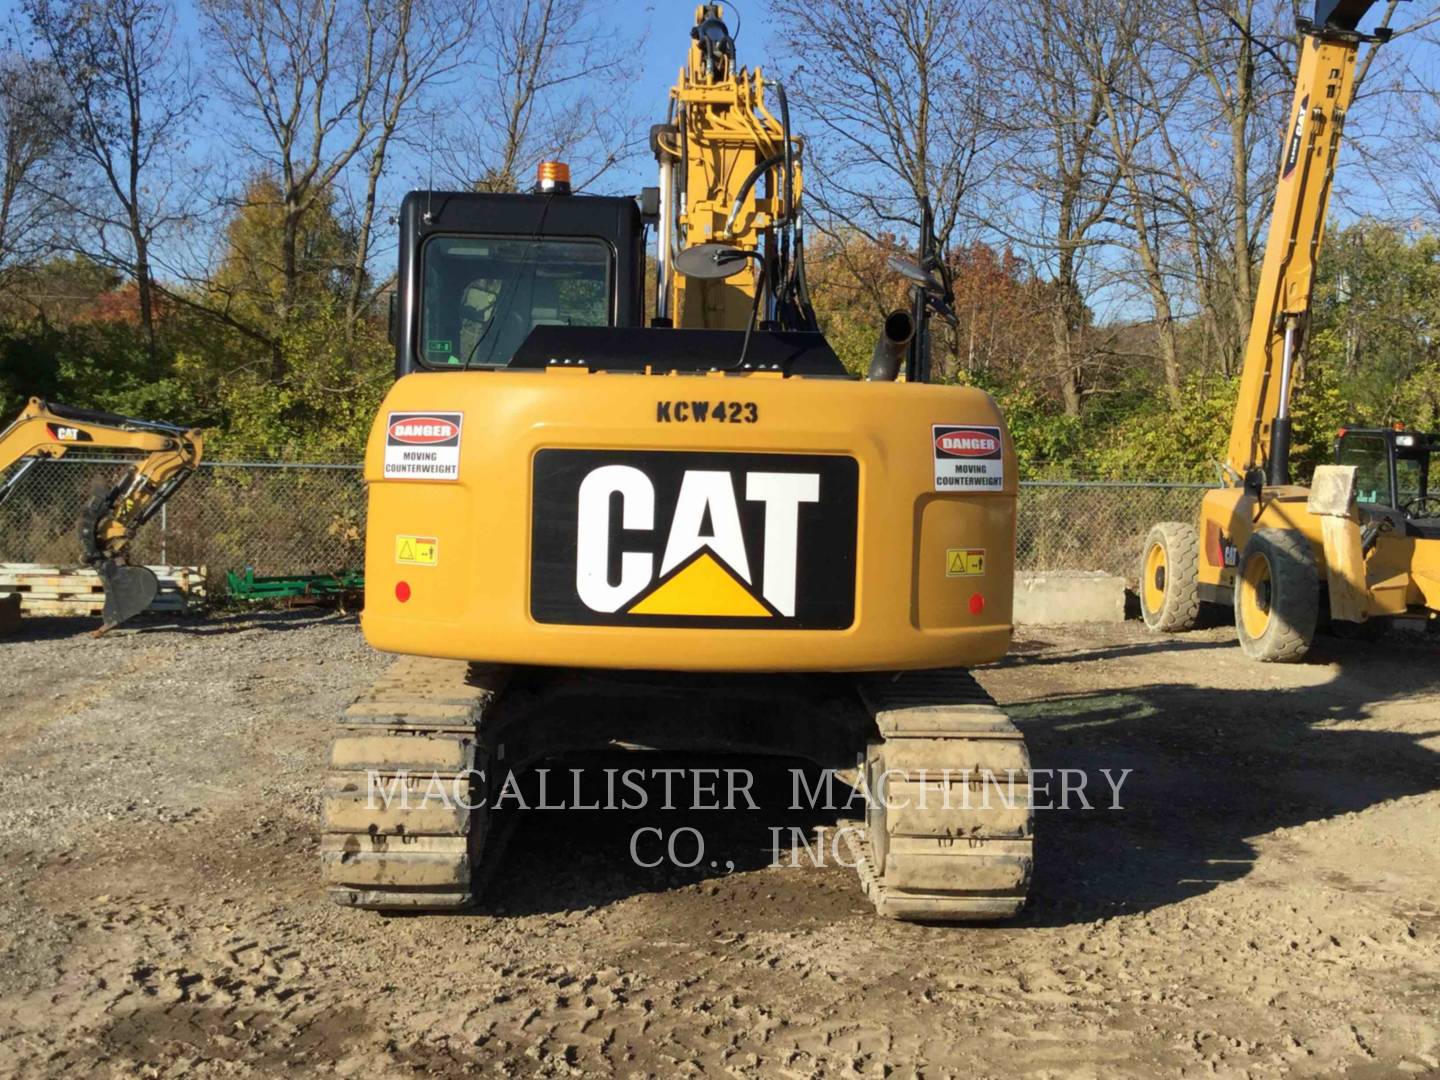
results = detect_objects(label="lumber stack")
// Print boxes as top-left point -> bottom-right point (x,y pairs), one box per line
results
0,564 -> 206,616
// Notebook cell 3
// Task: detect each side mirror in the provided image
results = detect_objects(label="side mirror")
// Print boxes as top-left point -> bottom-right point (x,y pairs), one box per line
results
887,254 -> 958,327
674,242 -> 756,280
886,254 -> 945,295
388,292 -> 398,348
638,186 -> 661,226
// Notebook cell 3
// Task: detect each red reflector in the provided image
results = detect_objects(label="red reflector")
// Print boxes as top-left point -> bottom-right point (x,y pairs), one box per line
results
395,581 -> 411,602
969,593 -> 985,615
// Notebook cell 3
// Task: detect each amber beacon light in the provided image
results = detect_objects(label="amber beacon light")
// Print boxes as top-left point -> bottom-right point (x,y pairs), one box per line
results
536,161 -> 571,194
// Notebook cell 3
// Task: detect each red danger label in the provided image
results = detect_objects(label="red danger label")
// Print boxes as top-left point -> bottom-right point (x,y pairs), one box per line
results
388,417 -> 459,444
932,423 -> 1004,491
934,429 -> 1000,457
384,411 -> 463,480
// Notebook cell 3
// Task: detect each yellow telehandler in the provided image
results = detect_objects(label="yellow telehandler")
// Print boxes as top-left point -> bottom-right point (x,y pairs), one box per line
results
1140,0 -> 1439,660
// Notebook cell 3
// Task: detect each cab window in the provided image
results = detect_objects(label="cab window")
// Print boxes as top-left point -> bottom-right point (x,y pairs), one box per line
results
1337,434 -> 1391,507
420,236 -> 611,368
1396,454 -> 1425,506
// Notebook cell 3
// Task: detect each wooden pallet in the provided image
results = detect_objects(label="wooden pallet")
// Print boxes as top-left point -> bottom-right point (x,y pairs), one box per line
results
0,564 -> 206,616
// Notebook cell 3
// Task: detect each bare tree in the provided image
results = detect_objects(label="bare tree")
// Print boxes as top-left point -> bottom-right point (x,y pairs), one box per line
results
22,0 -> 199,366
437,0 -> 639,194
1346,6 -> 1440,232
772,0 -> 995,257
202,0 -> 376,343
202,0 -> 478,366
1147,0 -> 1423,377
0,56 -> 66,291
1157,0 -> 1305,374
983,0 -> 1123,416
340,0 -> 480,324
1080,0 -> 1191,403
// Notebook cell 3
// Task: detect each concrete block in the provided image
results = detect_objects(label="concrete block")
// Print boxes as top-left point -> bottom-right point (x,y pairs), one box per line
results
1013,571 -> 1125,625
0,592 -> 19,637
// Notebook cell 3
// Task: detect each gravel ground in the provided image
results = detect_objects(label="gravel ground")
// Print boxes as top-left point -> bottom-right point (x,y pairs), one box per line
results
0,610 -> 1437,1077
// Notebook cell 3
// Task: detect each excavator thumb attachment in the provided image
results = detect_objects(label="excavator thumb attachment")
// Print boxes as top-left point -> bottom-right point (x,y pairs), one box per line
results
94,560 -> 158,635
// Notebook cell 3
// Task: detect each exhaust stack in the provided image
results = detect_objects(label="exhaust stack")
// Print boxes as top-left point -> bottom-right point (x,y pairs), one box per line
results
866,310 -> 916,381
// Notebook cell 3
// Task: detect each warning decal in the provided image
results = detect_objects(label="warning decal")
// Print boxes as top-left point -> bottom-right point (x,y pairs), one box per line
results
395,535 -> 438,565
933,424 -> 1004,492
946,548 -> 986,577
384,412 -> 462,480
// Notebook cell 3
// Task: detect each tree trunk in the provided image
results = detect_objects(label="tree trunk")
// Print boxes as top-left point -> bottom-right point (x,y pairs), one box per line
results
132,232 -> 158,375
275,198 -> 301,382
1228,1 -> 1256,371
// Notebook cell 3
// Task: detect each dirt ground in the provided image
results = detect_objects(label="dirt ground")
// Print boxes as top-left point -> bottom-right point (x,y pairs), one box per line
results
0,610 -> 1437,1078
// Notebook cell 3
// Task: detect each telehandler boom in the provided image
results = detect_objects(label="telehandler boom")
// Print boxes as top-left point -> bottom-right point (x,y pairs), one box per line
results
320,4 -> 1033,920
1140,0 -> 1440,659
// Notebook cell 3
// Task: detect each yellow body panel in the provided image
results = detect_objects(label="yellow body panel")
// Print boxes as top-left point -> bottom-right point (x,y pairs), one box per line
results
1196,487 -> 1440,616
362,370 -> 1015,672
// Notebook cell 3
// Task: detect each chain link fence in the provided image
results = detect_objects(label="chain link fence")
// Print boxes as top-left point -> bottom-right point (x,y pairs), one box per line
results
1017,480 -> 1211,580
0,459 -> 366,579
0,458 -> 1211,593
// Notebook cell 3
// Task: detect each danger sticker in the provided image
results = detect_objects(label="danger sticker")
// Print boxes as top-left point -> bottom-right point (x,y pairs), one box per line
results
384,412 -> 462,480
395,535 -> 438,565
933,424 -> 1004,492
946,548 -> 986,577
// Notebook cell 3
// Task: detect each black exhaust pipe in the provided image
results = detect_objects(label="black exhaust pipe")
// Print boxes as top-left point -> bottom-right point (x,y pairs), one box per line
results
866,310 -> 916,381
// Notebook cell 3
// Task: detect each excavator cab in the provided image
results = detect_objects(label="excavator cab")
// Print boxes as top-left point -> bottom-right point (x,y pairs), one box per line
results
392,188 -> 645,377
1336,427 -> 1440,536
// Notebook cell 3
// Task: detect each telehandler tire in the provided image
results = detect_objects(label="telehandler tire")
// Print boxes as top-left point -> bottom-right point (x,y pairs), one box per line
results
1234,528 -> 1318,663
1139,522 -> 1201,632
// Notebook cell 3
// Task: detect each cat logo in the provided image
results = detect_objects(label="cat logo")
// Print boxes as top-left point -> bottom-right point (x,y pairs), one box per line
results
530,450 -> 858,629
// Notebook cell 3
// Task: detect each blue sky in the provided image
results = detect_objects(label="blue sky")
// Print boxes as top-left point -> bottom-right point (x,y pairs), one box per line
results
4,0 -> 1436,314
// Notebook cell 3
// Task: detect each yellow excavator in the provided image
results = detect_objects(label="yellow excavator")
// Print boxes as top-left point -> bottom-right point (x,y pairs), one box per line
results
0,397 -> 204,631
321,4 -> 1032,920
1141,0 -> 1439,660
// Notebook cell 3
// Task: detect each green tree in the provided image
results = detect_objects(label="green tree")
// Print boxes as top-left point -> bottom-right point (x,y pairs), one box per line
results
208,174 -> 354,336
1309,222 -> 1440,430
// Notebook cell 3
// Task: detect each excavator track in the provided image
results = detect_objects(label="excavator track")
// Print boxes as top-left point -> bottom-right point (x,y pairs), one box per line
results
845,669 -> 1032,921
321,657 -> 508,910
322,660 -> 1030,921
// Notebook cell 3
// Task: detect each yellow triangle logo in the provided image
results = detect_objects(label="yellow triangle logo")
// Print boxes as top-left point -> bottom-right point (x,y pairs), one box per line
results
627,551 -> 772,618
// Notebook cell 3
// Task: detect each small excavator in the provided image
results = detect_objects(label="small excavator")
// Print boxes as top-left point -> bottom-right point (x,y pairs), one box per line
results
0,397 -> 204,631
1141,0 -> 1439,659
321,4 -> 1032,920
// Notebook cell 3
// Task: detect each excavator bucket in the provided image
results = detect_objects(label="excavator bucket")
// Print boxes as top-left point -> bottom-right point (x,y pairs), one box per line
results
95,561 -> 158,635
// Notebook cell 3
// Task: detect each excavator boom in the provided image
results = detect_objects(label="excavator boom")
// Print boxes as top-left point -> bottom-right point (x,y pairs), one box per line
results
655,3 -> 811,333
